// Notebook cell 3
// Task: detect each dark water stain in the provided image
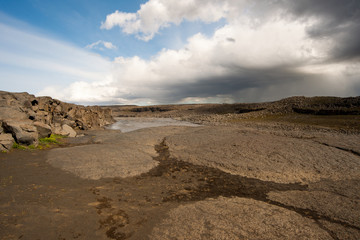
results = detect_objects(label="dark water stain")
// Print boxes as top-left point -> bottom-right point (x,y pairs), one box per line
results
148,139 -> 307,203
320,142 -> 360,157
4,138 -> 355,239
143,139 -> 360,238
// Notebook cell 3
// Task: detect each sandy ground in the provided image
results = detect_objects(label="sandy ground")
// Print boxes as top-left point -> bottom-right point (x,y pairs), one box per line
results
1,120 -> 360,239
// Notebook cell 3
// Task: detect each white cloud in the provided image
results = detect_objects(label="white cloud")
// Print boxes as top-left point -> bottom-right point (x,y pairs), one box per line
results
4,0 -> 358,105
51,14 -> 359,105
85,40 -> 117,50
101,0 -> 230,41
0,22 -> 112,97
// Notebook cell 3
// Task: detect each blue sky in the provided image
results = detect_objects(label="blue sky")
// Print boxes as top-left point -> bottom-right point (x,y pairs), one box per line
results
0,0 -> 359,105
1,0 -> 159,59
0,0 -> 224,59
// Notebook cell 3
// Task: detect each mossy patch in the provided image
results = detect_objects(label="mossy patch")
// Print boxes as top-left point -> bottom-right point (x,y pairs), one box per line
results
39,134 -> 65,144
12,134 -> 67,151
12,142 -> 28,150
38,134 -> 66,149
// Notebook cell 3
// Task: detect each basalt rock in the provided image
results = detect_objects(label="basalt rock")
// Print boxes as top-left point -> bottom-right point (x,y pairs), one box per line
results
2,120 -> 38,146
53,124 -> 77,138
33,122 -> 52,138
0,133 -> 14,152
0,91 -> 115,150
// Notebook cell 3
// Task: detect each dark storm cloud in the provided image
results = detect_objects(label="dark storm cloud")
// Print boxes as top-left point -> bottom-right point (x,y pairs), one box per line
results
155,66 -> 322,103
284,0 -> 360,61
61,0 -> 360,105
112,0 -> 360,105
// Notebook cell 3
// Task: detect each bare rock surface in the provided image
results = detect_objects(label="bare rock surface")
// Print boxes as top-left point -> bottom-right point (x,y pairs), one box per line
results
2,96 -> 360,239
46,127 -> 187,179
0,133 -> 14,151
319,220 -> 360,240
47,144 -> 157,180
150,197 -> 332,240
165,126 -> 360,183
309,179 -> 360,200
268,190 -> 360,228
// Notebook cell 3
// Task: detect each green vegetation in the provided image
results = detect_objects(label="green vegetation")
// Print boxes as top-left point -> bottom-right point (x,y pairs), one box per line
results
12,134 -> 66,151
12,142 -> 27,150
38,134 -> 66,149
28,145 -> 36,149
39,134 -> 65,145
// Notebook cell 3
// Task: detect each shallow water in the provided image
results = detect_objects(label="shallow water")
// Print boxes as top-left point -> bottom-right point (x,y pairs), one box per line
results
107,117 -> 200,132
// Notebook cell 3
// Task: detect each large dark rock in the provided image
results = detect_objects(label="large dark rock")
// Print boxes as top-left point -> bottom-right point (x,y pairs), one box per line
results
2,120 -> 38,146
33,122 -> 52,138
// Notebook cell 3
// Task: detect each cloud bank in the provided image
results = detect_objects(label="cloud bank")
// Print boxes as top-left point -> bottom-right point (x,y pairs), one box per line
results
6,0 -> 360,105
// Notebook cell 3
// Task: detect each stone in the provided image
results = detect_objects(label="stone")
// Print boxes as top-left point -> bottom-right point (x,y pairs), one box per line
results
0,106 -> 28,121
0,133 -> 14,152
165,126 -> 360,184
2,121 -> 38,146
62,119 -> 76,128
33,122 -> 52,138
1,91 -> 114,134
27,109 -> 36,120
62,124 -> 77,137
53,124 -> 77,137
267,190 -> 360,228
150,197 -> 332,239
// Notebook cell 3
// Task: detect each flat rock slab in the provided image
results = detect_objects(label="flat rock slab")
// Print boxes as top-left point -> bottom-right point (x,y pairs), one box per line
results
46,126 -> 190,180
166,126 -> 360,183
47,144 -> 158,180
150,197 -> 332,240
268,190 -> 360,228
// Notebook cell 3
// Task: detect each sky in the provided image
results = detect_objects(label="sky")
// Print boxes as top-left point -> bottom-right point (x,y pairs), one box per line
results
0,0 -> 359,105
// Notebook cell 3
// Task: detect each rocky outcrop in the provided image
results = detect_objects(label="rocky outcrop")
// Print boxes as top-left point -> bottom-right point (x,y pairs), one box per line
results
0,91 -> 114,151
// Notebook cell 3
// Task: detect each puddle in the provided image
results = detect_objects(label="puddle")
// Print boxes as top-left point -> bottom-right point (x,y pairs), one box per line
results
106,117 -> 200,133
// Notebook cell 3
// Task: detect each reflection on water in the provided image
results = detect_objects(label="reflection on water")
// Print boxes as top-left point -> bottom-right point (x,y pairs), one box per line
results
107,117 -> 200,133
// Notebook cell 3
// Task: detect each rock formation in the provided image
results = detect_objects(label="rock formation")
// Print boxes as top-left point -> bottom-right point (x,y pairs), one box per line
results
0,91 -> 114,151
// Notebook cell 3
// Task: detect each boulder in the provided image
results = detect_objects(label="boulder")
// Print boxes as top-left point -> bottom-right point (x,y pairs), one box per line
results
0,133 -> 14,152
62,124 -> 77,137
2,121 -> 38,146
53,124 -> 77,137
33,122 -> 52,138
